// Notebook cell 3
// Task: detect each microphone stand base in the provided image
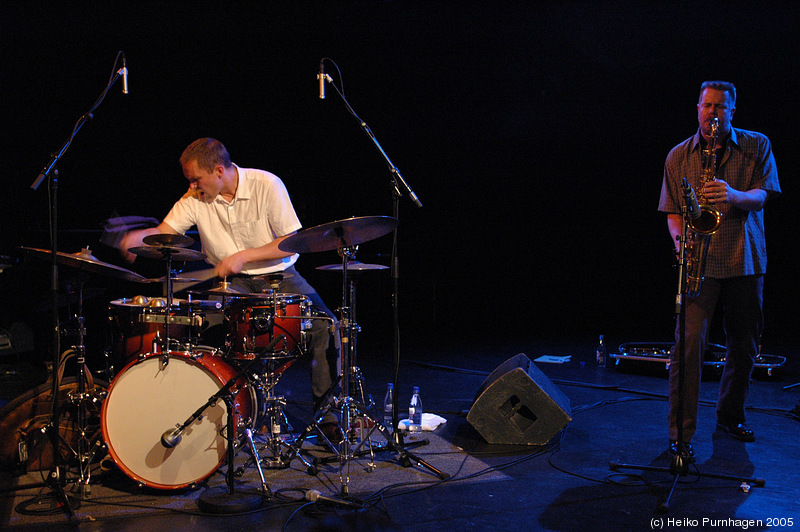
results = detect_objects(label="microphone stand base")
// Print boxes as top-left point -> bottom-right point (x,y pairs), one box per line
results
197,486 -> 267,515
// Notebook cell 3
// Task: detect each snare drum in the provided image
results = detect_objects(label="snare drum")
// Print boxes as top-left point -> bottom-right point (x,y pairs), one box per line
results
101,347 -> 254,490
227,293 -> 311,359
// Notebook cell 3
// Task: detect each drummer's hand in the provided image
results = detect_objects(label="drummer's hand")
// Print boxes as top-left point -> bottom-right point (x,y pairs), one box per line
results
118,232 -> 139,263
215,252 -> 246,278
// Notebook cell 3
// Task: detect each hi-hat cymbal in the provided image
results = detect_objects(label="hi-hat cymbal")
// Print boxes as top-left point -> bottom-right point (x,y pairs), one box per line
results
316,261 -> 389,272
129,246 -> 206,262
278,216 -> 398,254
142,233 -> 194,248
187,284 -> 275,298
20,246 -> 148,283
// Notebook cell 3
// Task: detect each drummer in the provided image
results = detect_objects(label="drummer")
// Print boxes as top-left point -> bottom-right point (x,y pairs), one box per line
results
119,137 -> 342,443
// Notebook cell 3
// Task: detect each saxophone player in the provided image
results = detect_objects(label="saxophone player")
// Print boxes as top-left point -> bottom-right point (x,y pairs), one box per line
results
658,81 -> 781,458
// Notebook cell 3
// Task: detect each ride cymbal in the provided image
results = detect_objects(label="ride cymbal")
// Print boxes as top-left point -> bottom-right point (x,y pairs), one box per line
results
316,261 -> 389,271
278,216 -> 398,254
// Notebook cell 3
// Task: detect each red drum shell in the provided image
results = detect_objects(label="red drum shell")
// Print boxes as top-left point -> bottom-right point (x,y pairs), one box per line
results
227,294 -> 310,360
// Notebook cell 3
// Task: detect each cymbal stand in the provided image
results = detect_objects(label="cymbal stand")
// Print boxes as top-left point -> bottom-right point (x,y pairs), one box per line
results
26,51 -> 127,521
61,277 -> 106,497
154,247 -> 178,361
281,245 -> 448,496
336,244 -> 376,491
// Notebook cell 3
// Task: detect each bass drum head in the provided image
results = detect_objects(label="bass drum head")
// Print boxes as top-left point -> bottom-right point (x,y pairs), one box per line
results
101,350 -> 252,490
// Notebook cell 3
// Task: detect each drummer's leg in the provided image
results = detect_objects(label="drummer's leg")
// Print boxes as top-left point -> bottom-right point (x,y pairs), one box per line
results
278,269 -> 340,414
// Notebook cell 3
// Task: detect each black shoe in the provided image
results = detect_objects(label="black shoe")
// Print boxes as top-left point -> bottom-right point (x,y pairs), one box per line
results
669,440 -> 695,460
716,421 -> 755,442
318,421 -> 344,445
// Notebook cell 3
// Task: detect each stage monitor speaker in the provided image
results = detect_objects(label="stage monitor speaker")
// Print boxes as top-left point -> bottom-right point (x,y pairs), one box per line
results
467,353 -> 571,445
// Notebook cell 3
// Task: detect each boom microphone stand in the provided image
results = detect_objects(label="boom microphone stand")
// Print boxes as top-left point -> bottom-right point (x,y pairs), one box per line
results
28,51 -> 128,519
318,58 -> 423,442
610,181 -> 764,512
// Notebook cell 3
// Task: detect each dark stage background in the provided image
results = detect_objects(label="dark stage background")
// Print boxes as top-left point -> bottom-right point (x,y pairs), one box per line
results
2,2 -> 798,364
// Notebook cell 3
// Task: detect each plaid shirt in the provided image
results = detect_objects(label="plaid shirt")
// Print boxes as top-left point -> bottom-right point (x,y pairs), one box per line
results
658,127 -> 781,278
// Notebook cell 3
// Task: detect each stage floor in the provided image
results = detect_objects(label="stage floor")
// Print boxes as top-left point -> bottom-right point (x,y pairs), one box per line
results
2,335 -> 799,531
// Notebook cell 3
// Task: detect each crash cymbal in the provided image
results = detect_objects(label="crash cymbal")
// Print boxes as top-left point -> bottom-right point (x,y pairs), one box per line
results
20,246 -> 148,283
278,216 -> 398,254
128,246 -> 207,262
142,233 -> 194,248
316,261 -> 389,271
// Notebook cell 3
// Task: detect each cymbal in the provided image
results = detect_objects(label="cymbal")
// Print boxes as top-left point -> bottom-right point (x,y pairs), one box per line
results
20,246 -> 148,283
316,261 -> 389,272
129,246 -> 207,262
188,281 -> 248,296
278,216 -> 398,254
142,233 -> 194,248
144,276 -> 205,283
188,282 -> 275,298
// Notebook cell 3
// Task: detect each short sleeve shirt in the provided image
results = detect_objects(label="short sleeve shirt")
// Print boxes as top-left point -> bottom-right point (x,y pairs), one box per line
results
658,128 -> 781,278
164,165 -> 302,274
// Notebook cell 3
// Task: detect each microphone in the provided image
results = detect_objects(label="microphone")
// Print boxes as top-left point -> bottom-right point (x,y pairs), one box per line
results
682,178 -> 701,220
120,54 -> 129,94
318,60 -> 326,99
304,489 -> 362,509
161,427 -> 182,448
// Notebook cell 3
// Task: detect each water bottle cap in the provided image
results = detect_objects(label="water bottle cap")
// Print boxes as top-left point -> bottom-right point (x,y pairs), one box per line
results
412,386 -> 419,393
387,383 -> 393,389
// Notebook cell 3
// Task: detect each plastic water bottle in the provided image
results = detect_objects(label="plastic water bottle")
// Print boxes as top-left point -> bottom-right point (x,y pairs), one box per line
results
383,383 -> 394,433
596,334 -> 607,367
409,386 -> 422,432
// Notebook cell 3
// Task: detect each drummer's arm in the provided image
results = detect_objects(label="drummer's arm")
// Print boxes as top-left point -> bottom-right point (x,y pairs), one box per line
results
119,222 -> 179,262
214,232 -> 296,277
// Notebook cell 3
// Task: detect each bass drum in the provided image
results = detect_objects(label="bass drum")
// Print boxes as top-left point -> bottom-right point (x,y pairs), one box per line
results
101,348 -> 254,490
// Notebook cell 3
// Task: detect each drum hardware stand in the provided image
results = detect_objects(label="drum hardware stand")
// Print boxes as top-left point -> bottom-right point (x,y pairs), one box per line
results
143,245 -> 186,365
26,52 -> 128,521
280,244 -> 448,496
236,356 -> 317,472
61,277 -> 106,497
609,190 -> 765,512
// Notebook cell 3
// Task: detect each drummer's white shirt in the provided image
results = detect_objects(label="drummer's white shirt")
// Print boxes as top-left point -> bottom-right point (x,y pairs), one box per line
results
163,164 -> 301,275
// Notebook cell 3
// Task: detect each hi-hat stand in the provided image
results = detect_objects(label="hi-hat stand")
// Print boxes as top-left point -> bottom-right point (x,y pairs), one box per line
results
610,185 -> 765,512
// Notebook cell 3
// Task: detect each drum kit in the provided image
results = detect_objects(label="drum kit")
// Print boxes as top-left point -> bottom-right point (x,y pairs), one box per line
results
18,215 -> 444,502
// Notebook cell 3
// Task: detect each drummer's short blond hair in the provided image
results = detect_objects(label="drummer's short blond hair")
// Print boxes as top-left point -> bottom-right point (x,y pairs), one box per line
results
180,138 -> 232,172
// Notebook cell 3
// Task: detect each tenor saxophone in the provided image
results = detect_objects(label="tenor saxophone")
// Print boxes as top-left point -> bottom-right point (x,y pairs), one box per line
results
686,118 -> 722,297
